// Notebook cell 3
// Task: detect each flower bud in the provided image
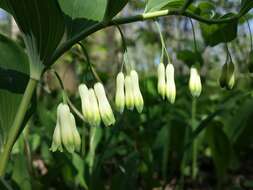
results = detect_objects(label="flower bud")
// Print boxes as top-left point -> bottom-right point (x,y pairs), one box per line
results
94,83 -> 115,127
50,121 -> 63,152
165,64 -> 176,104
79,84 -> 92,121
58,103 -> 76,153
189,67 -> 202,98
115,72 -> 125,113
88,89 -> 101,127
219,62 -> 235,90
124,75 -> 135,110
69,113 -> 81,151
157,63 -> 166,99
130,70 -> 144,113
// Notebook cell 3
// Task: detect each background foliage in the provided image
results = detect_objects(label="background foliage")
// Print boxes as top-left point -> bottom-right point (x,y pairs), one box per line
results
0,0 -> 253,189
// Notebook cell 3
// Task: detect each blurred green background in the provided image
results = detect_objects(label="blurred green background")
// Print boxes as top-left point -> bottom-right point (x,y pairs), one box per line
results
1,0 -> 253,189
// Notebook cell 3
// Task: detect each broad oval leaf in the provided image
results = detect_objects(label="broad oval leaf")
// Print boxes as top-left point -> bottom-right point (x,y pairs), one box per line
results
0,0 -> 65,66
58,0 -> 128,39
200,13 -> 238,47
0,33 -> 29,150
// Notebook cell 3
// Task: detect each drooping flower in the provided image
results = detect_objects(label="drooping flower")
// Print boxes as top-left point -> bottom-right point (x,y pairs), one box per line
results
58,103 -> 76,153
115,72 -> 125,113
157,62 -> 166,99
130,70 -> 144,113
219,62 -> 235,90
79,84 -> 92,121
124,75 -> 135,110
69,113 -> 81,151
165,64 -> 176,104
189,67 -> 202,98
88,88 -> 101,127
94,83 -> 115,127
50,115 -> 63,152
51,103 -> 81,153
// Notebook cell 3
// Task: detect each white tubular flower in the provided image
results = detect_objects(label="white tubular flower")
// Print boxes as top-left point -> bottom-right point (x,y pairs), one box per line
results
69,113 -> 81,152
50,118 -> 63,152
166,64 -> 176,104
58,103 -> 76,153
115,72 -> 125,113
94,83 -> 116,127
189,67 -> 202,98
130,70 -> 144,113
88,89 -> 101,127
79,84 -> 92,121
157,63 -> 166,99
124,75 -> 134,110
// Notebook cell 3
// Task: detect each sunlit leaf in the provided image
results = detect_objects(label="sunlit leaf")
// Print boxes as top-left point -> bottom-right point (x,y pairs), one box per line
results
145,0 -> 184,13
58,0 -> 128,39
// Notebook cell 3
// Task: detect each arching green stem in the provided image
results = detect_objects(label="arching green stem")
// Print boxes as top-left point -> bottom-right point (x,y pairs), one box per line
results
0,78 -> 37,176
48,9 -> 240,65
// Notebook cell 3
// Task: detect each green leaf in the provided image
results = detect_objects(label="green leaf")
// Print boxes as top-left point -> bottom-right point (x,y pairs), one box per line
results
58,0 -> 128,39
177,50 -> 203,67
206,122 -> 232,181
0,0 -> 65,66
58,0 -> 106,38
225,99 -> 253,143
0,34 -> 29,150
240,0 -> 253,16
191,1 -> 216,18
104,0 -> 128,21
200,13 -> 238,46
145,0 -> 184,13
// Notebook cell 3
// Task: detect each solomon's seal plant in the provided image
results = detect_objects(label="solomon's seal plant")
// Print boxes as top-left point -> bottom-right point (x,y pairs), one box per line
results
0,0 -> 252,178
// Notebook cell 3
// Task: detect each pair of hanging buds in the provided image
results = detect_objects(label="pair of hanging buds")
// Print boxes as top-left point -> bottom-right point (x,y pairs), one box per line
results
79,82 -> 115,127
51,103 -> 81,153
189,66 -> 202,97
157,63 -> 176,104
219,61 -> 235,90
115,70 -> 144,113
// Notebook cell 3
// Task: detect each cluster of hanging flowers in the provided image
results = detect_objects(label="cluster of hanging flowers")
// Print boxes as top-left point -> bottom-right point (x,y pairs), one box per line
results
51,69 -> 144,153
157,62 -> 176,103
50,103 -> 81,153
157,62 -> 202,102
50,23 -> 238,154
115,70 -> 144,114
79,82 -> 115,127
